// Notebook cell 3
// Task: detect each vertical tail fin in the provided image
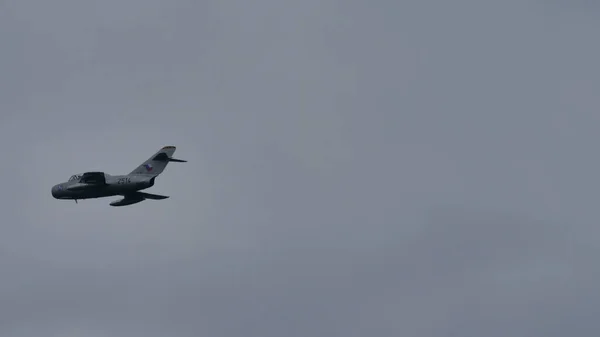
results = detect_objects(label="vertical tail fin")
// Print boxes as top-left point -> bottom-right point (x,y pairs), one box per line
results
129,146 -> 186,176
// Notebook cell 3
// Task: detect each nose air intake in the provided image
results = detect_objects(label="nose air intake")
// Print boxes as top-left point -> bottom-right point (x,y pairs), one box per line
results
51,185 -> 61,198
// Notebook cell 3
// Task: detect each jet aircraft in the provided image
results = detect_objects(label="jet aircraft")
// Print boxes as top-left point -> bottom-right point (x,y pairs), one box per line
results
51,146 -> 186,206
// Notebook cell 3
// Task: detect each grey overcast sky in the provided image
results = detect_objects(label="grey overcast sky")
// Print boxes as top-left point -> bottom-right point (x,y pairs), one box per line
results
1,0 -> 600,336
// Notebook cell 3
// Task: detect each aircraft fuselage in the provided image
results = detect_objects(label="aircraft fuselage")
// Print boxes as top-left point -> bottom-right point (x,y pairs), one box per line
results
51,145 -> 185,206
51,173 -> 156,200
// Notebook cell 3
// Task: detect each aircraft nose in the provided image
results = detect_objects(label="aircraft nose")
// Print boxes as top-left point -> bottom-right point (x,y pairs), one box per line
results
51,185 -> 60,198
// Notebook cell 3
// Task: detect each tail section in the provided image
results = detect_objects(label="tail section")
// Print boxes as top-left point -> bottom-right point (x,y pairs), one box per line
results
129,146 -> 186,176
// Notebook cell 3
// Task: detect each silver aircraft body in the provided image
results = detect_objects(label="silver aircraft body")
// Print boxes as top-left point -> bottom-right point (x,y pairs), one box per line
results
51,146 -> 186,206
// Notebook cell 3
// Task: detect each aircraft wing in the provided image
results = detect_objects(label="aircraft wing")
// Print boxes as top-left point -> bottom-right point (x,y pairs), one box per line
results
110,191 -> 169,206
134,192 -> 169,200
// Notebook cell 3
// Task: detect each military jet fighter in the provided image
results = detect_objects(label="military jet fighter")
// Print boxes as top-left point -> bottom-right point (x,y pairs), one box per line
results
51,146 -> 186,206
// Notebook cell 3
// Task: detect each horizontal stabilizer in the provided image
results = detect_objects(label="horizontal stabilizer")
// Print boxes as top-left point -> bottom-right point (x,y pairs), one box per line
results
151,153 -> 187,163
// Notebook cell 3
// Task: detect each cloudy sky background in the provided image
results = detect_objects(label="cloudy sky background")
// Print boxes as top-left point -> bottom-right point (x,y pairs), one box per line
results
1,0 -> 600,336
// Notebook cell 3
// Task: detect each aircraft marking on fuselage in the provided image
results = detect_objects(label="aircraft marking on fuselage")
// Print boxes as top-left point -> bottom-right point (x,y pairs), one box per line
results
117,177 -> 131,184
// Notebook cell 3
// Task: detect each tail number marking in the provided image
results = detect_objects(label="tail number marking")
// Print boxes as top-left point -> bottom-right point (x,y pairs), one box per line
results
117,178 -> 131,184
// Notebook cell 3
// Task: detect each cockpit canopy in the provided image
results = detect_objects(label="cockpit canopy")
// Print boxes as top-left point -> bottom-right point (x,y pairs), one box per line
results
68,172 -> 106,184
68,174 -> 82,182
